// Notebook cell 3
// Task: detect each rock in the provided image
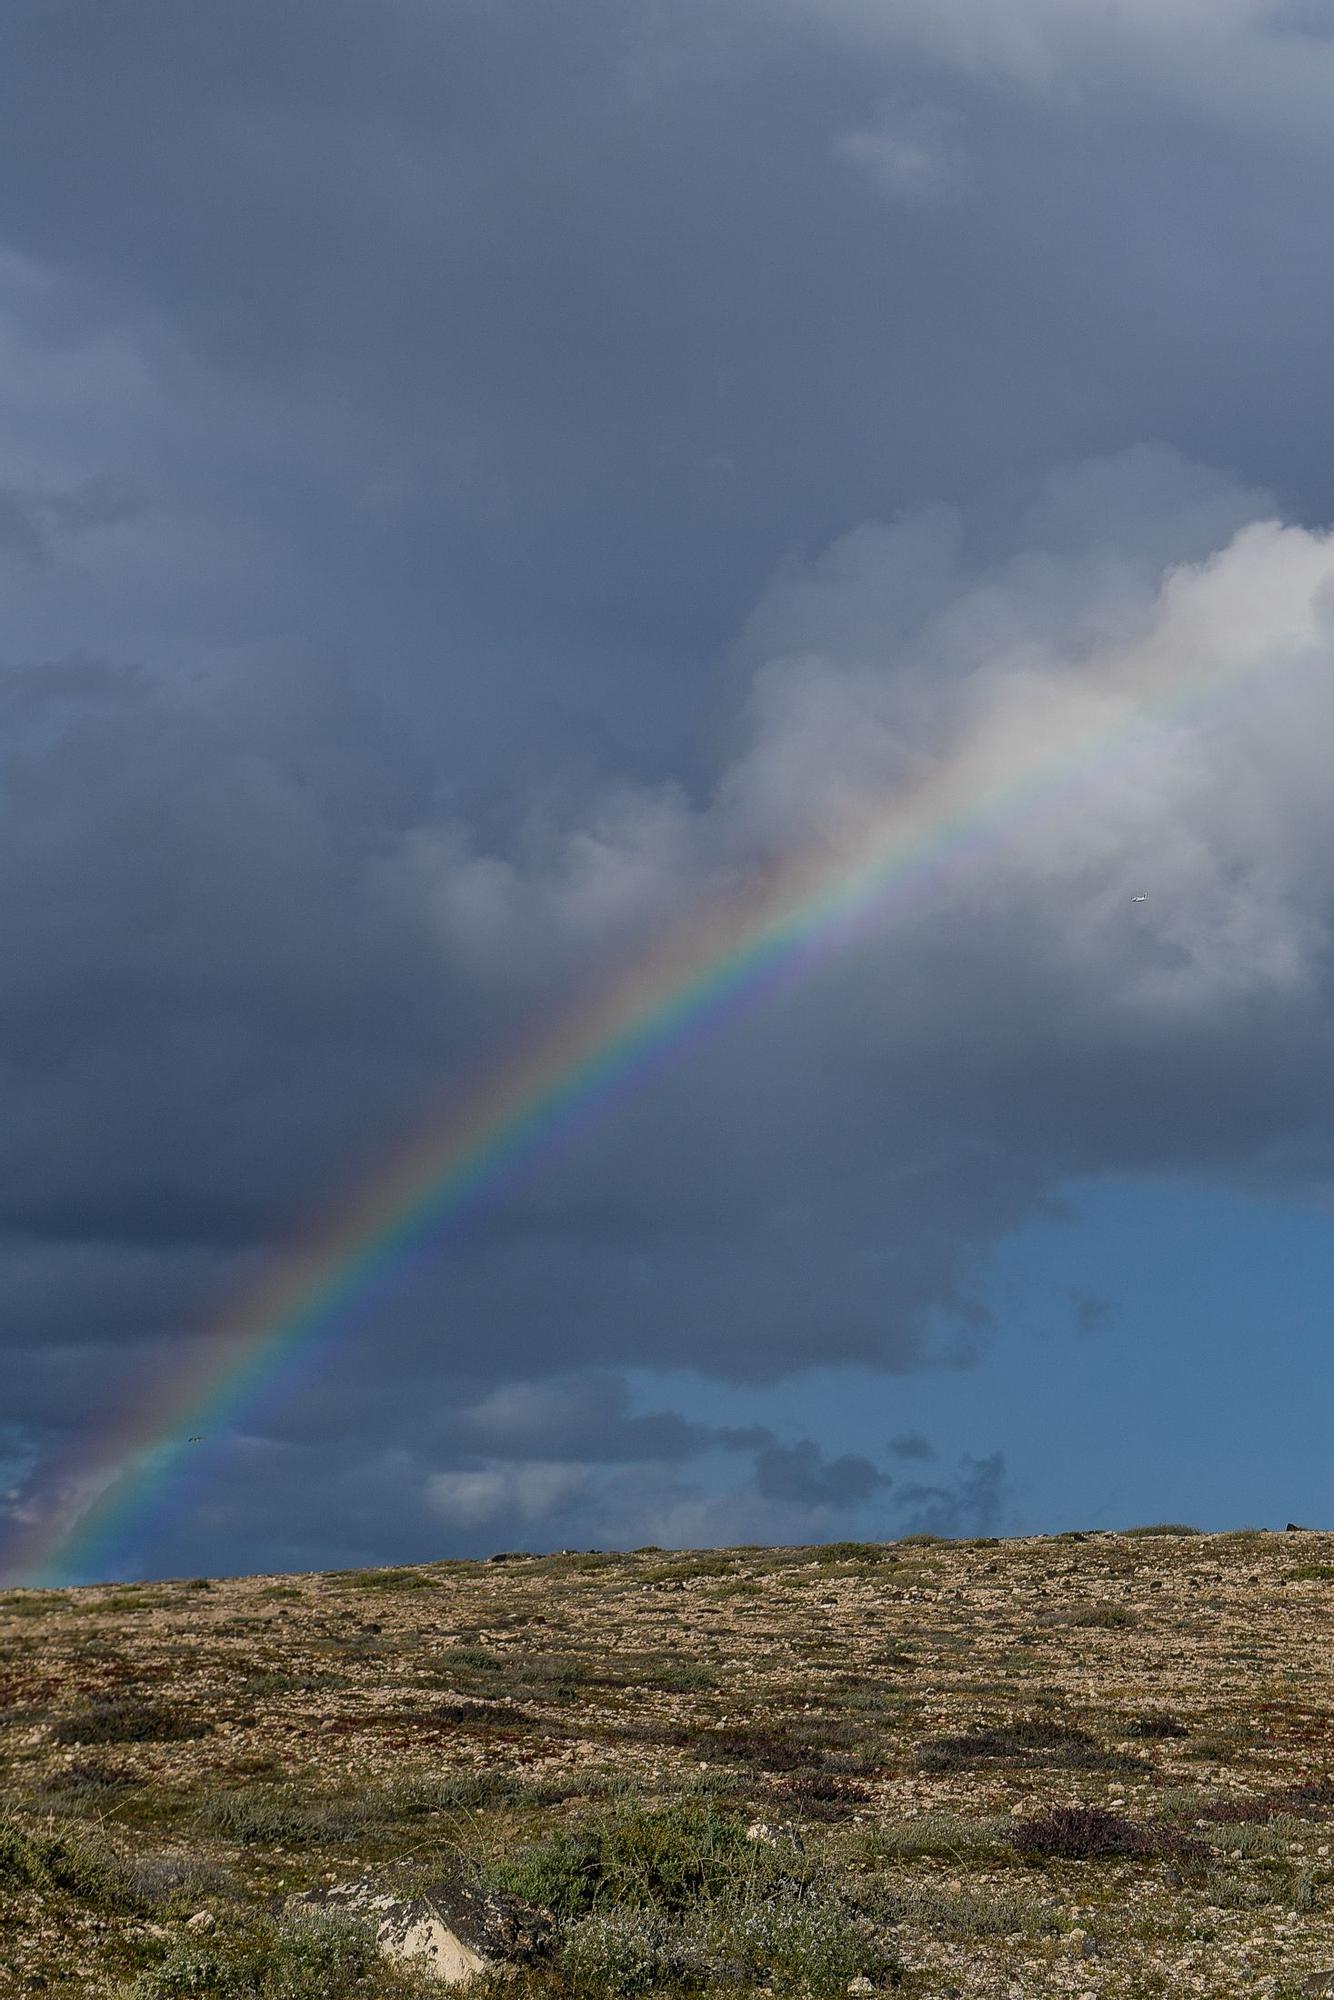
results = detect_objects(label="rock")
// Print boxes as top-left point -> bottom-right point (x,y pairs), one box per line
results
847,1977 -> 875,1995
287,1870 -> 551,1988
184,1911 -> 216,1933
1063,1928 -> 1097,1958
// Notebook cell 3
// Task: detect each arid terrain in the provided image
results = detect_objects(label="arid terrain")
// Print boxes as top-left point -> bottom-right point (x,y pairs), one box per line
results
2,1527 -> 1334,1997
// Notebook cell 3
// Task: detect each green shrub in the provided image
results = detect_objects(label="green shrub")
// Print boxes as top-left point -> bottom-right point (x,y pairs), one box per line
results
559,1907 -> 682,1995
0,1812 -> 226,1914
1201,1865 -> 1318,1913
41,1759 -> 145,1815
194,1788 -> 369,1847
488,1803 -> 764,1919
639,1558 -> 736,1584
78,1591 -> 178,1615
1042,1602 -> 1139,1629
558,1882 -> 898,1997
701,1885 -> 897,1993
0,1816 -> 49,1887
843,1813 -> 1007,1864
636,1659 -> 717,1693
394,1767 -> 523,1812
856,1875 -> 1060,1937
128,1907 -> 424,1997
438,1646 -> 505,1675
331,1568 -> 436,1593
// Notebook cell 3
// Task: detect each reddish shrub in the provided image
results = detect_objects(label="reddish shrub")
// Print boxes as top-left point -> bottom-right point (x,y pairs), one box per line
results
1007,1804 -> 1205,1862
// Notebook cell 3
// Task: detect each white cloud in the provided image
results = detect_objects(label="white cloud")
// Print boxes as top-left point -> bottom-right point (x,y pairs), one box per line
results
406,452 -> 1334,1054
836,108 -> 963,202
424,1461 -> 593,1530
782,0 -> 1334,159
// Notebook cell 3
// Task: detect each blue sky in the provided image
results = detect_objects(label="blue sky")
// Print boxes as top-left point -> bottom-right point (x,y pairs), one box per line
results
4,1 -> 1334,1582
641,1175 -> 1334,1542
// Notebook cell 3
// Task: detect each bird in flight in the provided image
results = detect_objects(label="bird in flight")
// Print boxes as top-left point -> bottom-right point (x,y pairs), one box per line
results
1130,893 -> 1148,903
187,1435 -> 203,1444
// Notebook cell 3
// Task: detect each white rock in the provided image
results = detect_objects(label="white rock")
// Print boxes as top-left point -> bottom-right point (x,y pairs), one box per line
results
289,1882 -> 489,1987
289,1874 -> 552,1988
184,1911 -> 216,1933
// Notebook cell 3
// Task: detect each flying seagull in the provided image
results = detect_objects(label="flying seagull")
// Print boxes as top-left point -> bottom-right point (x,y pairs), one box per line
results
1130,893 -> 1148,903
187,1435 -> 203,1443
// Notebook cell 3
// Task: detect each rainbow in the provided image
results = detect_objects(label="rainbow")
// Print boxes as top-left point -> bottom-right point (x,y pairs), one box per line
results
4,521 -> 1326,1587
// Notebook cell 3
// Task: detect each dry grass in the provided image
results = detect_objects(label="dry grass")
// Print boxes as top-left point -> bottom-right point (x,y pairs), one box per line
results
2,1529 -> 1334,1995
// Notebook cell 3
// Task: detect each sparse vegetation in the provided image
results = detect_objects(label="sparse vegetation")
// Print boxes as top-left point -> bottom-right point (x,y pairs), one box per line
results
1120,1522 -> 1204,1537
1125,1709 -> 1190,1738
126,1907 -> 436,1997
489,1803 -> 897,1996
49,1695 -> 212,1745
488,1803 -> 764,1917
914,1717 -> 1144,1773
1006,1804 -> 1206,1862
329,1568 -> 440,1594
4,1532 -> 1334,1996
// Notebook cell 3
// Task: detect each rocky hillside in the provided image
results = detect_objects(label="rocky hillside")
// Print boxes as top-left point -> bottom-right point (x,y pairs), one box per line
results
2,1527 -> 1333,1997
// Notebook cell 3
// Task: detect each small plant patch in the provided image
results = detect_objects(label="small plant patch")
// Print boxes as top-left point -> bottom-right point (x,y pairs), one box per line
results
1121,1522 -> 1203,1537
488,1802 -> 770,1919
1007,1804 -> 1206,1862
330,1567 -> 437,1592
49,1695 -> 211,1745
914,1718 -> 1143,1773
1041,1601 -> 1139,1628
774,1771 -> 870,1821
127,1906 -> 404,1998
1126,1711 -> 1190,1738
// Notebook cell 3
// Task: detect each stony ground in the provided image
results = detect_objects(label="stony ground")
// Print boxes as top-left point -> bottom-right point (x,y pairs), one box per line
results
2,1527 -> 1334,1997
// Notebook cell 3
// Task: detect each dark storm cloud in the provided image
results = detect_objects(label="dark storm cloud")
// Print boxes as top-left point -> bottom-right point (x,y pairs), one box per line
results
1071,1290 -> 1117,1338
0,475 -> 140,564
894,1452 -> 1012,1540
6,0 -> 1334,682
456,1374 -> 769,1464
889,1432 -> 937,1464
5,3 -> 1334,1572
10,447 -> 1334,1574
0,653 -> 454,1254
112,1414 -> 905,1578
753,1439 -> 890,1509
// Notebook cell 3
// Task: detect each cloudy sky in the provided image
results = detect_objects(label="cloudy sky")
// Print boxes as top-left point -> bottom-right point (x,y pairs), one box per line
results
5,0 -> 1334,1584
